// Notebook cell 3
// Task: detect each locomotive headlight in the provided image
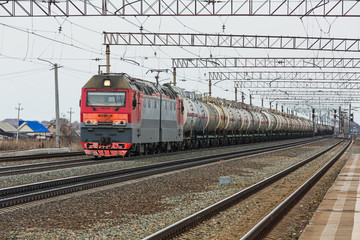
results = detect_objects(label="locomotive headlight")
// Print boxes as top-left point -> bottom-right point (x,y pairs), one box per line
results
103,79 -> 111,87
113,120 -> 126,126
85,119 -> 98,125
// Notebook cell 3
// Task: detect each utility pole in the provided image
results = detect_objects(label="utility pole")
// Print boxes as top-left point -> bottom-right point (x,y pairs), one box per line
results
209,78 -> 212,97
106,45 -> 110,74
54,63 -> 60,148
68,107 -> 74,126
38,58 -> 61,148
334,109 -> 337,136
339,106 -> 341,136
15,103 -> 23,143
173,67 -> 176,86
349,104 -> 351,138
312,108 -> 315,138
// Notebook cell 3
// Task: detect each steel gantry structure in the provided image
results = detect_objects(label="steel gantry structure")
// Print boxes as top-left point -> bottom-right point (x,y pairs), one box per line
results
233,80 -> 360,90
172,58 -> 360,69
207,71 -> 360,96
1,0 -> 359,17
104,32 -> 360,52
210,71 -> 360,81
249,90 -> 360,97
263,96 -> 360,102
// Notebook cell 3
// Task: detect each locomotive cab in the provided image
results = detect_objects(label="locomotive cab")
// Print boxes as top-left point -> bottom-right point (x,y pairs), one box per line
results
80,74 -> 138,157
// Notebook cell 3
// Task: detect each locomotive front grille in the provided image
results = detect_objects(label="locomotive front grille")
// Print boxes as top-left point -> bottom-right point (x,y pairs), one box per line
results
101,137 -> 112,146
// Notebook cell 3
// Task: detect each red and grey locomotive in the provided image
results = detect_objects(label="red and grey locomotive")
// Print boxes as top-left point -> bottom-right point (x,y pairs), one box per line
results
80,74 -> 183,157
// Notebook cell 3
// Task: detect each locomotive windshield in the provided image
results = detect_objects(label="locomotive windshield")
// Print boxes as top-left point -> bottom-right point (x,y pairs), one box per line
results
86,91 -> 126,107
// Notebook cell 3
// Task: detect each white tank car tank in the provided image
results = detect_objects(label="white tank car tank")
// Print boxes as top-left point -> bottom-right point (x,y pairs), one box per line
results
258,112 -> 269,131
238,108 -> 253,132
210,103 -> 226,132
231,108 -> 242,132
273,114 -> 285,131
192,99 -> 207,132
201,102 -> 219,133
279,115 -> 288,131
249,111 -> 261,132
293,118 -> 300,131
262,111 -> 277,131
296,118 -> 303,131
223,106 -> 236,132
287,118 -> 295,131
170,87 -> 200,134
226,106 -> 239,133
306,119 -> 312,131
181,97 -> 197,133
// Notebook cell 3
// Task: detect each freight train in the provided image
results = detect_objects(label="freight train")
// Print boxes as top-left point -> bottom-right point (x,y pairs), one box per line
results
80,73 -> 332,157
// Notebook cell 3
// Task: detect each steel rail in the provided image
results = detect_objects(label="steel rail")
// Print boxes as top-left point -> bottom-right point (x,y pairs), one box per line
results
0,151 -> 85,163
240,140 -> 351,240
0,158 -> 97,176
0,138 -> 321,176
0,138 -> 322,209
142,139 -> 345,240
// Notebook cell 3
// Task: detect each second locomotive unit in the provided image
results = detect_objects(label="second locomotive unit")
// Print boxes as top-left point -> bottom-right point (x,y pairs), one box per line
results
80,73 -> 332,157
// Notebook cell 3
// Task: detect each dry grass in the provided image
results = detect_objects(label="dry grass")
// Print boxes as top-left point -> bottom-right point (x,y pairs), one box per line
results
0,138 -> 83,152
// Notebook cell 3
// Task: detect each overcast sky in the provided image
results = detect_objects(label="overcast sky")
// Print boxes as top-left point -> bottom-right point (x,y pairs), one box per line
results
1,13 -> 359,123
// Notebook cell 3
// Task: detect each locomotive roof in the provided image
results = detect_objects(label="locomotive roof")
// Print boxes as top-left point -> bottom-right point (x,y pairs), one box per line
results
83,74 -> 178,99
83,74 -> 134,89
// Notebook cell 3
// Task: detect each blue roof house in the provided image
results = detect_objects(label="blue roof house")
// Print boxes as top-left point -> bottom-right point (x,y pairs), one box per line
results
18,121 -> 50,138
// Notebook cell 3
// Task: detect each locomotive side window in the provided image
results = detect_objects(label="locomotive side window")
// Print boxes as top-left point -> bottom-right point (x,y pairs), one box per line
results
154,100 -> 157,108
148,100 -> 150,108
87,91 -> 126,107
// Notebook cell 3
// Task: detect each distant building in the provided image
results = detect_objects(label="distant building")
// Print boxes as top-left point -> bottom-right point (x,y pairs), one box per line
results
0,122 -> 17,138
47,120 -> 80,138
2,118 -> 21,128
47,122 -> 57,136
18,121 -> 50,139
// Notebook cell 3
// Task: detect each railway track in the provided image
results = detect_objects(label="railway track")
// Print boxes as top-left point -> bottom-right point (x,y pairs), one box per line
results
240,140 -> 351,240
0,151 -> 85,163
0,138 -> 323,177
142,139 -> 350,240
0,138 -> 325,209
0,157 -> 97,177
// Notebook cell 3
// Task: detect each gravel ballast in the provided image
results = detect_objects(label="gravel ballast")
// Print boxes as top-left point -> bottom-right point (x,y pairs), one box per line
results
0,138 -> 340,239
0,137 -> 318,188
